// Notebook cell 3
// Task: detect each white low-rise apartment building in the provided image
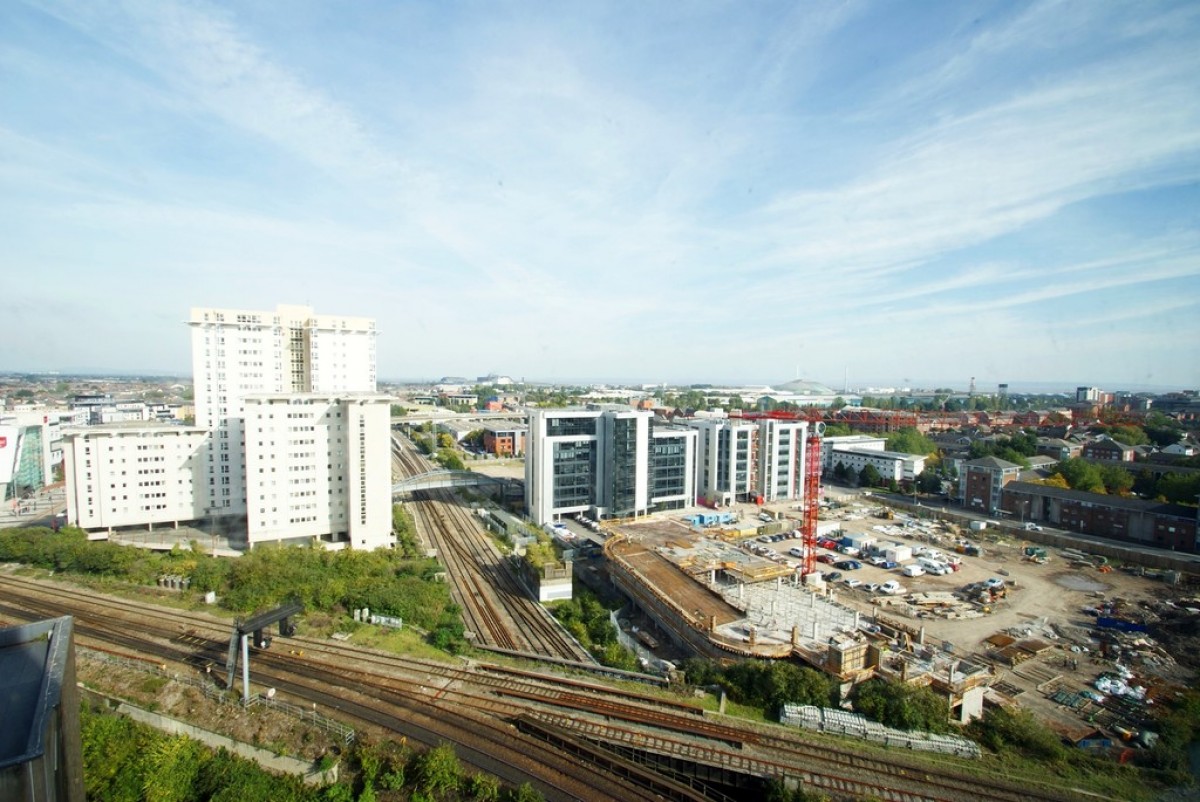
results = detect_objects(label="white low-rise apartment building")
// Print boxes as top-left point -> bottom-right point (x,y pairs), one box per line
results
829,446 -> 926,483
63,424 -> 207,531
689,417 -> 813,505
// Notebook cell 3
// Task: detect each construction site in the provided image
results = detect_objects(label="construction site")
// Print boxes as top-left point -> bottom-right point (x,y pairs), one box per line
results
601,491 -> 1197,743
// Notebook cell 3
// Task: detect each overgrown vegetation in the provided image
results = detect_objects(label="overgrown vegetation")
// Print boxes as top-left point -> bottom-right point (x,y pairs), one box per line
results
849,679 -> 953,734
550,587 -> 639,671
680,658 -> 836,718
1038,457 -> 1200,505
81,702 -> 543,802
0,509 -> 467,653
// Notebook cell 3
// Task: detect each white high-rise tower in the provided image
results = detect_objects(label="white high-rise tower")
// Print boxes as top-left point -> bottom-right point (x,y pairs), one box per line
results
188,305 -> 377,516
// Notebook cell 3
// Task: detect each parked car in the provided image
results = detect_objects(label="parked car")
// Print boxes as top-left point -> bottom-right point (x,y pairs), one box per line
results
834,560 -> 862,571
843,578 -> 862,588
984,577 -> 1006,590
864,583 -> 881,593
838,545 -> 861,556
1024,522 -> 1042,531
879,580 -> 906,595
816,554 -> 837,564
788,546 -> 805,558
825,571 -> 843,582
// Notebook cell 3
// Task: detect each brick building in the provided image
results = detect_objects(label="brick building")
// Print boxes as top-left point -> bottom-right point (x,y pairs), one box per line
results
1002,482 -> 1198,553
1081,436 -> 1135,463
482,422 -> 526,457
960,456 -> 1022,514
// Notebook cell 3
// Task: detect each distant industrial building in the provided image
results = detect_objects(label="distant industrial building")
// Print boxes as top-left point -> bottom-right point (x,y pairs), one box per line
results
0,616 -> 83,802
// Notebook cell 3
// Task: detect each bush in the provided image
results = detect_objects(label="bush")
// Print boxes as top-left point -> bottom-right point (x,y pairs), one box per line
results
966,706 -> 1065,761
849,679 -> 953,734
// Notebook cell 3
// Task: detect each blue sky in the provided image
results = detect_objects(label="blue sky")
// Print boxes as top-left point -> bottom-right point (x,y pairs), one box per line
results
2,1 -> 1199,391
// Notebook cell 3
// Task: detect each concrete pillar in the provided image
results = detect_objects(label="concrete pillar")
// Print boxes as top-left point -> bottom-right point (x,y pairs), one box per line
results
811,621 -> 819,639
749,626 -> 757,647
855,611 -> 860,629
792,625 -> 799,646
918,626 -> 926,645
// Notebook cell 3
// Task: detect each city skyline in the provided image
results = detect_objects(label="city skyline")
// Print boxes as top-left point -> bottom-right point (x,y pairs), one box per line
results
3,1 -> 1199,388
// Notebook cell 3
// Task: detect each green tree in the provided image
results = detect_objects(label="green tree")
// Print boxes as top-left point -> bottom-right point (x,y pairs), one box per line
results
1054,458 -> 1106,493
832,462 -> 848,483
1157,473 -> 1200,505
858,464 -> 882,488
885,428 -> 936,456
1098,464 -> 1134,496
850,679 -> 951,733
822,423 -> 852,436
412,743 -> 462,797
966,705 -> 1064,760
1107,425 -> 1149,446
143,735 -> 204,802
436,449 -> 465,471
506,783 -> 544,802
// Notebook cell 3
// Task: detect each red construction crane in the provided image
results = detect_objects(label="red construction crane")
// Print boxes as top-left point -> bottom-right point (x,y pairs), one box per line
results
800,422 -> 824,577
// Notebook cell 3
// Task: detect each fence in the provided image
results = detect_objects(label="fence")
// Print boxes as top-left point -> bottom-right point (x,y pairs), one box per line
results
82,647 -> 354,744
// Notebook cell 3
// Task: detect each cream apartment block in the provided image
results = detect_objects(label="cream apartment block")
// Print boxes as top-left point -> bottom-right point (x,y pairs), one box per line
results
64,305 -> 393,549
244,394 -> 393,550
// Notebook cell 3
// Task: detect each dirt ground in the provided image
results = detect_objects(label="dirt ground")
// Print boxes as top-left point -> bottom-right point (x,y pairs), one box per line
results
75,651 -> 340,763
628,498 -> 1196,740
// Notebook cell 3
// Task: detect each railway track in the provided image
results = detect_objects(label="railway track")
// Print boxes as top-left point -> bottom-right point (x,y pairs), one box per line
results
391,433 -> 592,662
0,575 -> 1101,802
0,576 -> 681,802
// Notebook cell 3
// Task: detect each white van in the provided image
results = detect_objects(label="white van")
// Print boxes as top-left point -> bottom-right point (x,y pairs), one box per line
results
918,557 -> 950,575
901,564 -> 926,577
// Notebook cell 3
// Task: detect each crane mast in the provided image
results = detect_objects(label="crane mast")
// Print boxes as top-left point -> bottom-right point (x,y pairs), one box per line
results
800,422 -> 824,577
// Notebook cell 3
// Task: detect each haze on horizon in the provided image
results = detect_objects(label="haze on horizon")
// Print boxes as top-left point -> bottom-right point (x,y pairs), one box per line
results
2,1 -> 1198,390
